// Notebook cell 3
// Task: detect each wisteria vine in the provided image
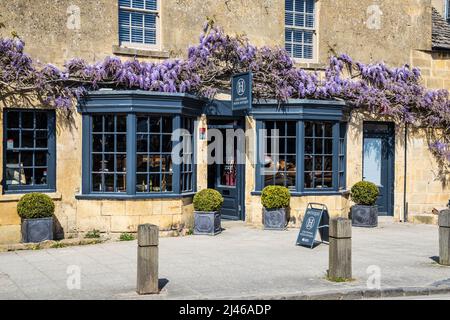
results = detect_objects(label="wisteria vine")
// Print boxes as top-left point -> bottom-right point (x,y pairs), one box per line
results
0,22 -> 449,169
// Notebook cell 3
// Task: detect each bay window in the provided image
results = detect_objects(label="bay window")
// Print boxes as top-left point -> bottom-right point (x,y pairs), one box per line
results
254,101 -> 348,194
78,91 -> 202,199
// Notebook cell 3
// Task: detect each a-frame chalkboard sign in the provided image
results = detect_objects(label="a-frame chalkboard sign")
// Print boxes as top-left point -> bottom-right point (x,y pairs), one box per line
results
296,203 -> 330,249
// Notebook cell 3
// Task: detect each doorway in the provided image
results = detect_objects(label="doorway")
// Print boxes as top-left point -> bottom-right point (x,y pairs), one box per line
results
207,119 -> 245,220
363,122 -> 395,216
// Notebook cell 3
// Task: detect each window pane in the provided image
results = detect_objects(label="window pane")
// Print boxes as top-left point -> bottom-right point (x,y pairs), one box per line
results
136,174 -> 148,192
149,117 -> 161,133
104,135 -> 115,152
137,155 -> 148,173
93,154 -> 103,172
93,116 -> 103,132
117,116 -> 127,133
22,113 -> 34,129
36,113 -> 48,129
116,174 -> 127,192
93,135 -> 103,152
149,156 -> 161,172
137,134 -> 148,152
104,174 -> 115,192
23,168 -> 33,185
117,134 -> 127,152
6,151 -> 19,165
22,151 -> 33,166
7,130 -> 20,149
149,174 -> 160,192
92,174 -> 103,192
137,117 -> 148,133
22,131 -> 34,148
7,112 -> 20,128
34,169 -> 48,185
35,152 -> 47,166
105,116 -> 115,132
36,131 -> 48,148
149,135 -> 160,152
104,154 -> 115,173
116,154 -> 127,173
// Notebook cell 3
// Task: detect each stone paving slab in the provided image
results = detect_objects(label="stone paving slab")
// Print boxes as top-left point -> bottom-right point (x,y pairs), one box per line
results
0,221 -> 449,300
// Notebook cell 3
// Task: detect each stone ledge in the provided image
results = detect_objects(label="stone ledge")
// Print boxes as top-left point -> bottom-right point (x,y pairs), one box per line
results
0,237 -> 107,252
0,192 -> 62,203
232,286 -> 450,300
112,45 -> 170,59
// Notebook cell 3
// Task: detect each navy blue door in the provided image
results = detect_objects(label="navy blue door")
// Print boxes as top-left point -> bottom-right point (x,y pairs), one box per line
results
363,122 -> 395,216
207,121 -> 245,220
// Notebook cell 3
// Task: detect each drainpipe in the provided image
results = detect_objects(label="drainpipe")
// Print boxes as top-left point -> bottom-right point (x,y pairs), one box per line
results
403,124 -> 408,223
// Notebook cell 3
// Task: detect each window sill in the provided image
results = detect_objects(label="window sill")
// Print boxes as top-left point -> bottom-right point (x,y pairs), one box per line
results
292,60 -> 326,70
0,191 -> 61,202
251,190 -> 350,197
112,45 -> 170,59
75,192 -> 196,200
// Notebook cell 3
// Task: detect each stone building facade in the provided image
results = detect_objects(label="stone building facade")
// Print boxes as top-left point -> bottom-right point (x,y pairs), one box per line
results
0,0 -> 449,244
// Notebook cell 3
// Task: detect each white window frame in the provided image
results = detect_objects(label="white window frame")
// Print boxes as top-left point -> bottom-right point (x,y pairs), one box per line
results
119,0 -> 161,51
284,0 -> 319,63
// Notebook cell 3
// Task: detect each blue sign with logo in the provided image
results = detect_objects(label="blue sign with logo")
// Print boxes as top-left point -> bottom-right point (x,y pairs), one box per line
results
232,72 -> 253,112
297,203 -> 330,249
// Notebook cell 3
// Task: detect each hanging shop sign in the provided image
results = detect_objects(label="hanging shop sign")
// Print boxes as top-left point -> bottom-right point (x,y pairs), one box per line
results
296,203 -> 330,249
232,72 -> 253,112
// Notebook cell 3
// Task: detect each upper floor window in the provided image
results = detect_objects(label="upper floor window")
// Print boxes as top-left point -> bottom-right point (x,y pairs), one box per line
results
3,110 -> 56,193
285,0 -> 316,60
119,0 -> 159,48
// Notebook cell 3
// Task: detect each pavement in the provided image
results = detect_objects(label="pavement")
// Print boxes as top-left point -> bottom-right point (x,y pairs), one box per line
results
0,220 -> 450,300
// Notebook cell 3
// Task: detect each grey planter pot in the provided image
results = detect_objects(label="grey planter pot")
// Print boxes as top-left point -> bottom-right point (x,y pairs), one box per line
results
263,208 -> 287,230
194,211 -> 222,236
21,217 -> 54,243
351,205 -> 378,228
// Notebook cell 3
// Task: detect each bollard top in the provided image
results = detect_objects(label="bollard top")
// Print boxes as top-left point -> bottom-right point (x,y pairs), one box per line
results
329,218 -> 352,239
439,210 -> 450,228
138,224 -> 159,246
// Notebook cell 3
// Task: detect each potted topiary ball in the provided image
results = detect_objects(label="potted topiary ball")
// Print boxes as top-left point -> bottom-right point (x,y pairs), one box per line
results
17,193 -> 55,243
261,186 -> 291,230
350,181 -> 380,228
193,189 -> 224,236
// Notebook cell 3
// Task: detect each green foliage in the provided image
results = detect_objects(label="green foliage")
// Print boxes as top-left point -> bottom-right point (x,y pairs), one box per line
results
119,233 -> 135,241
51,242 -> 67,249
261,186 -> 291,209
85,229 -> 101,239
351,181 -> 380,206
17,193 -> 55,219
193,189 -> 224,212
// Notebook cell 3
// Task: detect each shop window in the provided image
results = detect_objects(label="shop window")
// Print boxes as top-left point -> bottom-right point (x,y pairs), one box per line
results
119,0 -> 159,47
256,119 -> 346,194
262,121 -> 297,191
82,112 -> 196,198
136,115 -> 173,193
180,117 -> 195,193
285,0 -> 316,60
3,110 -> 56,193
304,121 -> 334,189
91,115 -> 128,193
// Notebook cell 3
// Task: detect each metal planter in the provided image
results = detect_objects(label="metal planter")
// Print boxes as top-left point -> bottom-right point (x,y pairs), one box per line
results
194,211 -> 222,236
21,217 -> 54,243
263,208 -> 287,230
351,205 -> 378,228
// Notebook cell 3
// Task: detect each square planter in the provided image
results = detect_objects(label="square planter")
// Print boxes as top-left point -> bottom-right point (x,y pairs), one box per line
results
263,208 -> 287,230
21,217 -> 54,243
194,211 -> 222,236
351,205 -> 378,228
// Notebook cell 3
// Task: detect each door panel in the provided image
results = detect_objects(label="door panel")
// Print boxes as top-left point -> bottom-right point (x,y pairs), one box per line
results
207,121 -> 245,220
363,123 -> 395,216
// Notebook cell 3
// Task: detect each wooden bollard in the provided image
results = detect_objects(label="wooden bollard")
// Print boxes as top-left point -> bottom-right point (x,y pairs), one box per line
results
328,218 -> 352,280
137,224 -> 159,295
439,210 -> 450,266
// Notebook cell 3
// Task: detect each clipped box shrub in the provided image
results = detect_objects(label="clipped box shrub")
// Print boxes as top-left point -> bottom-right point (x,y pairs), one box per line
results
351,181 -> 380,206
261,186 -> 291,210
193,189 -> 224,212
17,193 -> 55,219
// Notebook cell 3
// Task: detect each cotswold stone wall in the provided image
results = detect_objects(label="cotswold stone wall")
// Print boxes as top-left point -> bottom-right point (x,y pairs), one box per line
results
0,0 -> 433,67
